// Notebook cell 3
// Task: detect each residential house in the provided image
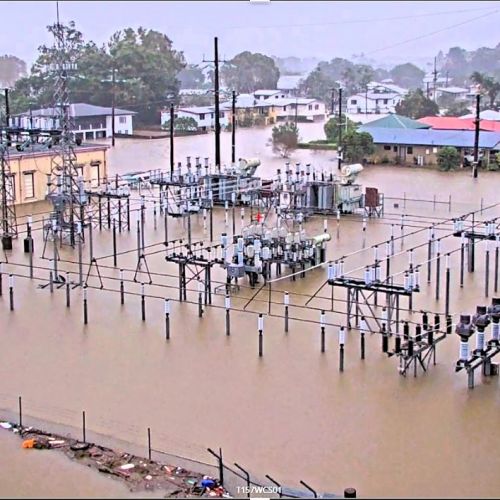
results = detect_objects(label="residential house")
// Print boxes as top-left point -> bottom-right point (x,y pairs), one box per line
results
253,89 -> 288,101
362,114 -> 430,129
277,75 -> 306,97
358,126 -> 500,166
3,141 -> 108,205
257,98 -> 326,123
418,116 -> 500,133
10,103 -> 136,140
347,91 -> 404,114
161,106 -> 229,132
435,86 -> 470,101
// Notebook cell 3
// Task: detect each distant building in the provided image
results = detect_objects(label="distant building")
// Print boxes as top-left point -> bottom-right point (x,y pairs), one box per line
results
418,116 -> 500,132
257,97 -> 326,122
161,105 -> 229,132
358,126 -> 500,166
10,103 -> 136,140
253,90 -> 288,101
346,91 -> 404,114
277,75 -> 306,97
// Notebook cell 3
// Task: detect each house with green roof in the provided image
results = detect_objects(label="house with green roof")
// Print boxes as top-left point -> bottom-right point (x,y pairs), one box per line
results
359,114 -> 430,129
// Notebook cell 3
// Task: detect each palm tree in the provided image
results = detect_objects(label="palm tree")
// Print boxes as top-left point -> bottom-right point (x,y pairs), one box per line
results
470,71 -> 500,108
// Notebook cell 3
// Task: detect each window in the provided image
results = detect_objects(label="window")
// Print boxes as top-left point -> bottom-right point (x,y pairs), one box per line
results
433,147 -> 438,154
407,146 -> 413,154
384,145 -> 391,151
315,104 -> 319,110
220,112 -> 224,118
211,113 -> 214,118
308,105 -> 312,110
351,99 -> 357,105
23,172 -> 35,199
76,165 -> 84,178
393,146 -> 398,152
199,113 -> 205,120
383,99 -> 388,105
284,106 -> 287,111
119,116 -> 127,124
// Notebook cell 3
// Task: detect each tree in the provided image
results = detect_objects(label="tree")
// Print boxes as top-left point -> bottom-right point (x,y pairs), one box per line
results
389,63 -> 425,89
395,89 -> 439,119
343,131 -> 374,163
324,114 -> 356,143
177,64 -> 205,89
222,52 -> 280,93
0,55 -> 27,87
271,122 -> 299,158
162,116 -> 198,132
9,21 -> 186,124
437,146 -> 460,171
470,72 -> 500,108
443,102 -> 471,117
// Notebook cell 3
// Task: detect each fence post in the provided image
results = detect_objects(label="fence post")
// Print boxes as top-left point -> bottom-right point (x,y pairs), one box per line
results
18,396 -> 22,429
147,427 -> 152,461
82,410 -> 86,443
207,448 -> 224,486
234,463 -> 251,498
9,274 -> 14,311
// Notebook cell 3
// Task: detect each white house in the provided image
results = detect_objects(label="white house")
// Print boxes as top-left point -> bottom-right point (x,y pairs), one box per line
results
435,86 -> 470,101
253,89 -> 288,101
258,97 -> 326,121
10,103 -> 136,140
162,105 -> 229,131
367,81 -> 408,96
346,91 -> 403,114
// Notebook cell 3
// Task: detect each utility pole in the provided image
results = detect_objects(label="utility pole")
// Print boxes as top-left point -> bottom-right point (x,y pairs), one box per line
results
294,96 -> 298,127
330,88 -> 335,115
432,56 -> 438,102
4,89 -> 10,127
170,103 -> 174,174
111,65 -> 116,147
365,85 -> 368,115
214,37 -> 221,169
338,87 -> 343,171
231,90 -> 236,164
473,93 -> 481,179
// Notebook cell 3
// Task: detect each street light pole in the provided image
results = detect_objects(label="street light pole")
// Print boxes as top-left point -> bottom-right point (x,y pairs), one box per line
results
231,90 -> 236,164
338,87 -> 343,171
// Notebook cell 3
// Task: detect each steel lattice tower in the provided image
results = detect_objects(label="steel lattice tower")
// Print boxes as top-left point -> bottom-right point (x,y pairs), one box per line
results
0,137 -> 18,246
45,7 -> 86,247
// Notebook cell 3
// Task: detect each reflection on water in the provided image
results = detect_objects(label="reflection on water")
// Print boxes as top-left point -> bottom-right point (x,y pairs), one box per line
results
0,122 -> 499,498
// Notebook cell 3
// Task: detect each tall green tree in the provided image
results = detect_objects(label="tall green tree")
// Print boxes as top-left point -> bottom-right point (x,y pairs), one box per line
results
389,63 -> 425,89
437,146 -> 460,171
395,88 -> 439,119
0,55 -> 27,87
222,52 -> 280,93
271,122 -> 299,158
324,114 -> 356,144
343,131 -> 375,163
177,64 -> 205,89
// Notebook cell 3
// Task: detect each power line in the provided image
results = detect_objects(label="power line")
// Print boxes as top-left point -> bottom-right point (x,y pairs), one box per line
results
366,9 -> 500,56
219,6 -> 497,31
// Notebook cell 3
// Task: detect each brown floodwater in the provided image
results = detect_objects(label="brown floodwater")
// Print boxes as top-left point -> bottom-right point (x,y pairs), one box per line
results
0,122 -> 499,498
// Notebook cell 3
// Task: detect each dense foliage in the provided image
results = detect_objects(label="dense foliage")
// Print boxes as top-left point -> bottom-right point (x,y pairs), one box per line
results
271,122 -> 299,158
437,146 -> 461,171
395,89 -> 440,119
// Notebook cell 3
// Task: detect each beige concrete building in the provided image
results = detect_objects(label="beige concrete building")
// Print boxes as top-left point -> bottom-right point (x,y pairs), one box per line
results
6,144 -> 108,205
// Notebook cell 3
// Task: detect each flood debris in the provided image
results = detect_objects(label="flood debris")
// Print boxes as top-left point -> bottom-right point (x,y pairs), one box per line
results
1,421 -> 231,498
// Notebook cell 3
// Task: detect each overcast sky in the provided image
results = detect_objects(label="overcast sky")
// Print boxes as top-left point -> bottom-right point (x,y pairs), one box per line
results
2,1 -> 500,69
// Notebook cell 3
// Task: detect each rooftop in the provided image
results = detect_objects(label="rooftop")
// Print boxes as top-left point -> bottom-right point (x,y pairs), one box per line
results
418,116 -> 500,133
362,114 -> 430,129
460,109 -> 500,121
359,126 -> 500,149
254,89 -> 282,96
14,103 -> 137,118
437,86 -> 469,94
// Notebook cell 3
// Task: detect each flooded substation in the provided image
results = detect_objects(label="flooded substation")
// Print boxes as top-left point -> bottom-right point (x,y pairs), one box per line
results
1,125 -> 500,498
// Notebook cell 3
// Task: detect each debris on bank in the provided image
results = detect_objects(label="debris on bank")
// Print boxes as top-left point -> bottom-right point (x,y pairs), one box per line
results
1,421 -> 231,498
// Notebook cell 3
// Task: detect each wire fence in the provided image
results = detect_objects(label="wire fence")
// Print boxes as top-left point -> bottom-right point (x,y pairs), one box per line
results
0,394 -> 343,499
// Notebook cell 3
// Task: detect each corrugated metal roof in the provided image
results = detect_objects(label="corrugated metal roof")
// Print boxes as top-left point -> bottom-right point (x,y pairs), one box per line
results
14,102 -> 136,117
363,114 -> 429,129
359,126 -> 500,148
418,116 -> 500,132
460,109 -> 500,121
